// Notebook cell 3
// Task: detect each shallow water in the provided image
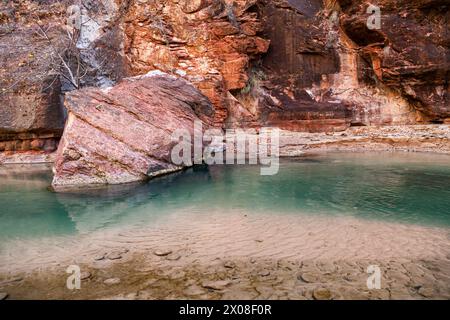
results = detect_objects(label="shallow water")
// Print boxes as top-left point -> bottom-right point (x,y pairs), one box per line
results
0,152 -> 449,244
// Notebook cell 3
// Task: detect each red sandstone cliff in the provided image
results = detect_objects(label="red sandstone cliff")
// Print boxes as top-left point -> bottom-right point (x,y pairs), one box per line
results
0,0 -> 449,165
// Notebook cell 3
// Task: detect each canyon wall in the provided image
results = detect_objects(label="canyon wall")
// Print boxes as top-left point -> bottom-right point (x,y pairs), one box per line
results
123,0 -> 269,125
0,1 -> 66,154
227,0 -> 449,131
1,0 -> 449,161
339,0 -> 449,122
0,0 -> 128,154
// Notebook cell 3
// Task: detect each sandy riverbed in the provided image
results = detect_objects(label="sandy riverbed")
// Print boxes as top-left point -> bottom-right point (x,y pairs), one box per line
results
1,211 -> 449,300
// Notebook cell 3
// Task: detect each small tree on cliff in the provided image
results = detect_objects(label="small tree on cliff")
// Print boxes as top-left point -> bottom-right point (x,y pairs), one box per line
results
33,2 -> 89,90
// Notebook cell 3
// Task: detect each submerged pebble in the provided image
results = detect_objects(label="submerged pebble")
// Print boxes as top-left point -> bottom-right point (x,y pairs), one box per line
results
166,253 -> 181,261
184,285 -> 206,296
418,286 -> 434,298
94,253 -> 106,261
299,272 -> 321,283
313,288 -> 332,300
258,270 -> 271,277
202,280 -> 231,290
107,252 -> 123,260
224,261 -> 236,269
104,278 -> 121,285
154,249 -> 172,257
80,272 -> 91,280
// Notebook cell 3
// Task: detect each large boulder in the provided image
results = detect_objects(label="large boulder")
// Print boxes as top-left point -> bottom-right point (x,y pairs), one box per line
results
51,72 -> 214,190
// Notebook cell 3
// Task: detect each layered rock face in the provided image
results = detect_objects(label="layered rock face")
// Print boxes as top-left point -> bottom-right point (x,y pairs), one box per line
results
123,0 -> 270,126
0,0 -> 128,155
52,72 -> 214,189
227,0 -> 356,131
0,1 -> 66,153
226,0 -> 449,130
123,0 -> 358,132
339,0 -> 449,122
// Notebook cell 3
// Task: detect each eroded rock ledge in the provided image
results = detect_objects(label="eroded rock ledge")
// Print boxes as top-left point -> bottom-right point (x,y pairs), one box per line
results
52,72 -> 214,190
278,125 -> 450,155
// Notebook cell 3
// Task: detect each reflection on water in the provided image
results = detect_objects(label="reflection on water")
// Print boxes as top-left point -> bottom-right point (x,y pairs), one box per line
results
0,164 -> 77,239
0,152 -> 449,242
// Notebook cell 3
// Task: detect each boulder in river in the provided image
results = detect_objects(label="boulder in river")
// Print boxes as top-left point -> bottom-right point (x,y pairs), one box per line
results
52,72 -> 214,191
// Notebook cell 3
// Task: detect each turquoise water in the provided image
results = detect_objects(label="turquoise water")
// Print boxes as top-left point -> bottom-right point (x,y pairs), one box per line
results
0,152 -> 449,241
